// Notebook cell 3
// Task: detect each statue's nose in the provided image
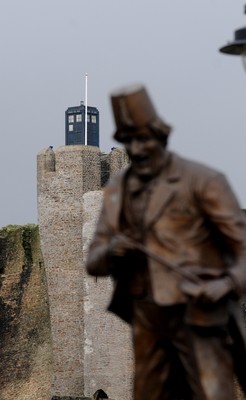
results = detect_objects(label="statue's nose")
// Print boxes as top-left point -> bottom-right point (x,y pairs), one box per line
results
129,139 -> 142,155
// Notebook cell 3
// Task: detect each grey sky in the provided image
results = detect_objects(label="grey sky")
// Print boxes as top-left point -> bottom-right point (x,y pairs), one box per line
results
0,0 -> 245,227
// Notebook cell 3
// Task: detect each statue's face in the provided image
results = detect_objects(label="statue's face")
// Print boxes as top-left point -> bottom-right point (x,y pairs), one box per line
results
122,128 -> 167,179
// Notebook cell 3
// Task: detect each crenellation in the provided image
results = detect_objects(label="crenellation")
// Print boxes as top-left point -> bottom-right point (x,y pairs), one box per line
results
109,147 -> 129,176
100,153 -> 110,187
45,147 -> 56,172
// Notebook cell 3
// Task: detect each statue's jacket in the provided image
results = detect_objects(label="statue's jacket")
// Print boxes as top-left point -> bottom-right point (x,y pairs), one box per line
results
86,151 -> 246,328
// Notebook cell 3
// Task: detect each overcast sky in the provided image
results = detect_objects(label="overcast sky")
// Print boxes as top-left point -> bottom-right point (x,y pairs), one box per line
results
0,0 -> 246,227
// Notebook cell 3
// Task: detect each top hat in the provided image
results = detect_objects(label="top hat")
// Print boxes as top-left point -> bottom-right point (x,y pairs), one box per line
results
110,84 -> 172,142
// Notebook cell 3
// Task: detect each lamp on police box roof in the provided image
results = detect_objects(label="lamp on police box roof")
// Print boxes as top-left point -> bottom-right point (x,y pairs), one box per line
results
219,5 -> 246,72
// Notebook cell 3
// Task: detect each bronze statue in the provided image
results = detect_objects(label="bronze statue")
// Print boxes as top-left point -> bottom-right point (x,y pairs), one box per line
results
86,84 -> 246,400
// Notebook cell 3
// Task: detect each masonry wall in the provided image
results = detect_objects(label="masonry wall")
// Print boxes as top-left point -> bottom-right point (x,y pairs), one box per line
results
0,225 -> 52,400
82,191 -> 133,400
37,145 -> 101,397
37,145 -> 131,399
109,147 -> 129,177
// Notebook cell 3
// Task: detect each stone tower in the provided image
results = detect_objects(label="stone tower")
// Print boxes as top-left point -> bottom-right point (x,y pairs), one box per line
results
37,145 -> 132,399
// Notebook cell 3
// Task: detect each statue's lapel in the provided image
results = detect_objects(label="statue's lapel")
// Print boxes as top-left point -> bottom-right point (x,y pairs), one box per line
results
105,153 -> 182,232
145,153 -> 181,228
106,169 -> 127,231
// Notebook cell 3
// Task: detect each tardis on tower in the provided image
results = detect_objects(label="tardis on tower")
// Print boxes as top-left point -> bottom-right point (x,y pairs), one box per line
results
65,102 -> 99,147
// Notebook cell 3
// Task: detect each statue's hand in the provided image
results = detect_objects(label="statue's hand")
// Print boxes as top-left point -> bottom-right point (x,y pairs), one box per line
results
199,277 -> 233,303
181,276 -> 233,303
180,280 -> 203,298
108,234 -> 136,258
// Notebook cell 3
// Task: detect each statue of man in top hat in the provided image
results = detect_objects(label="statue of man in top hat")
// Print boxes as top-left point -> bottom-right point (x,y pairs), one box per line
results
86,84 -> 246,400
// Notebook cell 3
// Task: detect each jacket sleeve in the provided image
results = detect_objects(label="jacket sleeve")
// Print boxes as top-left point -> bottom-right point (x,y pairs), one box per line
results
200,172 -> 246,296
86,193 -> 115,277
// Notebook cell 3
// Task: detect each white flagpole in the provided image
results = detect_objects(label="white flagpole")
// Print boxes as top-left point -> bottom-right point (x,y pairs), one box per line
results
85,73 -> 88,145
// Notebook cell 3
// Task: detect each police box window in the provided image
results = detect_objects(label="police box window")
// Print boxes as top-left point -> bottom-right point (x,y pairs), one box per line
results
76,114 -> 82,122
91,115 -> 97,123
68,115 -> 74,123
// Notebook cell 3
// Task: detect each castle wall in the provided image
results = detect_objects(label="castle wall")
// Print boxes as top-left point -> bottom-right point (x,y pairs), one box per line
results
82,191 -> 133,400
0,225 -> 52,400
37,144 -> 131,399
37,145 -> 101,397
109,147 -> 129,176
